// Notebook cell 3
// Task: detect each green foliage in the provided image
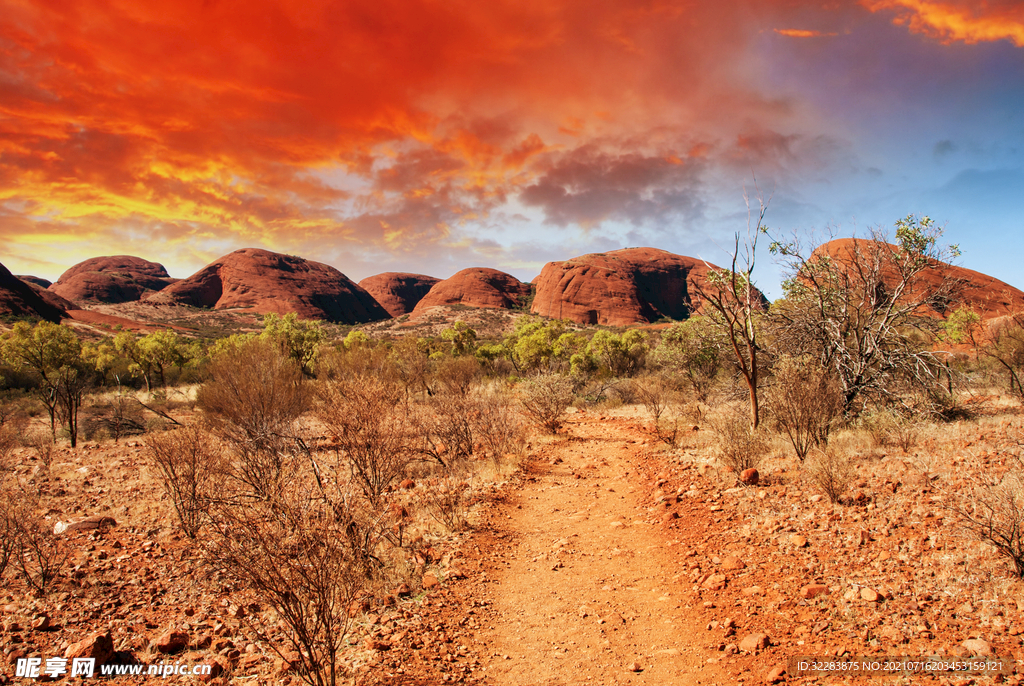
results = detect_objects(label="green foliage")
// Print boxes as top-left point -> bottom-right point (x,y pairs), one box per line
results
585,329 -> 649,378
942,306 -> 981,345
500,318 -> 585,374
114,330 -> 190,390
440,321 -> 477,356
261,313 -> 325,376
652,317 -> 722,402
1,321 -> 89,446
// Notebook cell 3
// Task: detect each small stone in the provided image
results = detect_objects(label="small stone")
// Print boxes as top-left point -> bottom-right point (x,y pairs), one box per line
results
738,633 -> 770,653
766,664 -> 787,683
962,638 -> 993,657
627,662 -> 643,672
65,631 -> 114,665
422,574 -> 439,589
742,586 -> 762,596
740,468 -> 759,485
155,630 -> 189,654
198,659 -> 225,683
801,583 -> 829,599
399,479 -> 416,489
702,574 -> 727,591
366,639 -> 392,651
860,587 -> 882,603
58,515 -> 118,534
395,583 -> 412,598
790,535 -> 809,548
721,556 -> 745,571
32,615 -> 50,631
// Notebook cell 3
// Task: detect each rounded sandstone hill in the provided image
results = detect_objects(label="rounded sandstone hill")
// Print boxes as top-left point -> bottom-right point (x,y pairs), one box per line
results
412,268 -> 531,316
146,248 -> 389,324
17,275 -> 51,288
0,262 -> 66,322
531,247 -> 756,326
358,272 -> 440,317
50,256 -> 176,304
813,238 -> 1024,320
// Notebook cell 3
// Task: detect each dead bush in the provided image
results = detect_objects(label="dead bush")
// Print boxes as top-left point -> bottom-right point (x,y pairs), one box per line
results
946,453 -> 1024,578
423,475 -> 469,532
805,448 -> 854,504
711,409 -> 770,473
198,340 -> 307,499
0,496 -> 15,578
863,410 -> 918,453
315,377 -> 414,506
434,356 -> 481,396
633,374 -> 683,446
470,387 -> 527,463
766,356 -> 844,460
146,424 -> 225,538
6,496 -> 68,593
412,391 -> 476,470
517,374 -> 575,434
206,483 -> 367,686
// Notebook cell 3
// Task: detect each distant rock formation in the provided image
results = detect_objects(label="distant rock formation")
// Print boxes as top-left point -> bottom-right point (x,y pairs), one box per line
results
813,238 -> 1024,320
146,248 -> 389,324
531,247 -> 759,326
358,272 -> 440,317
0,262 -> 66,322
17,275 -> 51,288
50,256 -> 176,304
412,268 -> 531,316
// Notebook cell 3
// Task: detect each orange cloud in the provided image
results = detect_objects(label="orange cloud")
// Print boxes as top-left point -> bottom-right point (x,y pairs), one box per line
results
862,0 -> 1024,46
773,29 -> 840,38
0,0 -> 870,279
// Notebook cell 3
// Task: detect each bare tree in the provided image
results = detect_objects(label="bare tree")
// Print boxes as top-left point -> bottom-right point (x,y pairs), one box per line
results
206,484 -> 367,686
768,215 -> 962,414
983,315 -> 1024,401
197,339 -> 307,500
315,376 -> 414,506
146,424 -> 225,538
691,190 -> 770,428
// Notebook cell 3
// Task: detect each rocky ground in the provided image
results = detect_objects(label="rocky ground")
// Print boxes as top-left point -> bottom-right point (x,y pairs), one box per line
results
3,403 -> 1024,685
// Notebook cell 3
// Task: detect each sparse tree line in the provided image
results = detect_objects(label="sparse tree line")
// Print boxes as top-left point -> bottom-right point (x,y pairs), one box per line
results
2,214 -> 1024,683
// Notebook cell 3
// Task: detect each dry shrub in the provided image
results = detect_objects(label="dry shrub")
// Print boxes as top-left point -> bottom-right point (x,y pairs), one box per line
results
315,376 -> 415,506
470,387 -> 527,463
947,453 -> 1024,578
517,374 -> 575,434
434,356 -> 481,395
423,475 -> 469,532
207,483 -> 367,686
198,340 -> 307,499
2,495 -> 68,593
412,391 -> 476,470
711,409 -> 770,473
766,356 -> 844,460
633,374 -> 683,446
863,410 -> 919,453
145,424 -> 225,538
805,447 -> 854,504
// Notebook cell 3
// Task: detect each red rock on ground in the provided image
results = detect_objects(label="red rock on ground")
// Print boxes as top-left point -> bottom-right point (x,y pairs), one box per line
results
412,268 -> 531,316
0,261 -> 65,322
358,272 -> 440,317
147,248 -> 389,324
50,255 -> 176,303
64,631 -> 114,664
530,247 -> 768,326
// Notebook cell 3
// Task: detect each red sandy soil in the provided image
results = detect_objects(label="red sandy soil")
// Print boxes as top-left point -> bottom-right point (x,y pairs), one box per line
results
3,408 -> 1024,685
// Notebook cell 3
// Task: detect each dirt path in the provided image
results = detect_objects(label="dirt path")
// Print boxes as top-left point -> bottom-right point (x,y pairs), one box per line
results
465,412 -> 733,686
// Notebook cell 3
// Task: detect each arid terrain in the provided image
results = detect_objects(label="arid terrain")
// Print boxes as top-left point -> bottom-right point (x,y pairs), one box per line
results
3,397 -> 1024,685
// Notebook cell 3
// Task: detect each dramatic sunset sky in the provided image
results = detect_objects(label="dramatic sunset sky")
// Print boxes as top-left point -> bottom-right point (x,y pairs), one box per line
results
2,0 -> 1022,297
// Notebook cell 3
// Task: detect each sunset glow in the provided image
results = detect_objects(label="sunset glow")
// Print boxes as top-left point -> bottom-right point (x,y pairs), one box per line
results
2,0 -> 1022,295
